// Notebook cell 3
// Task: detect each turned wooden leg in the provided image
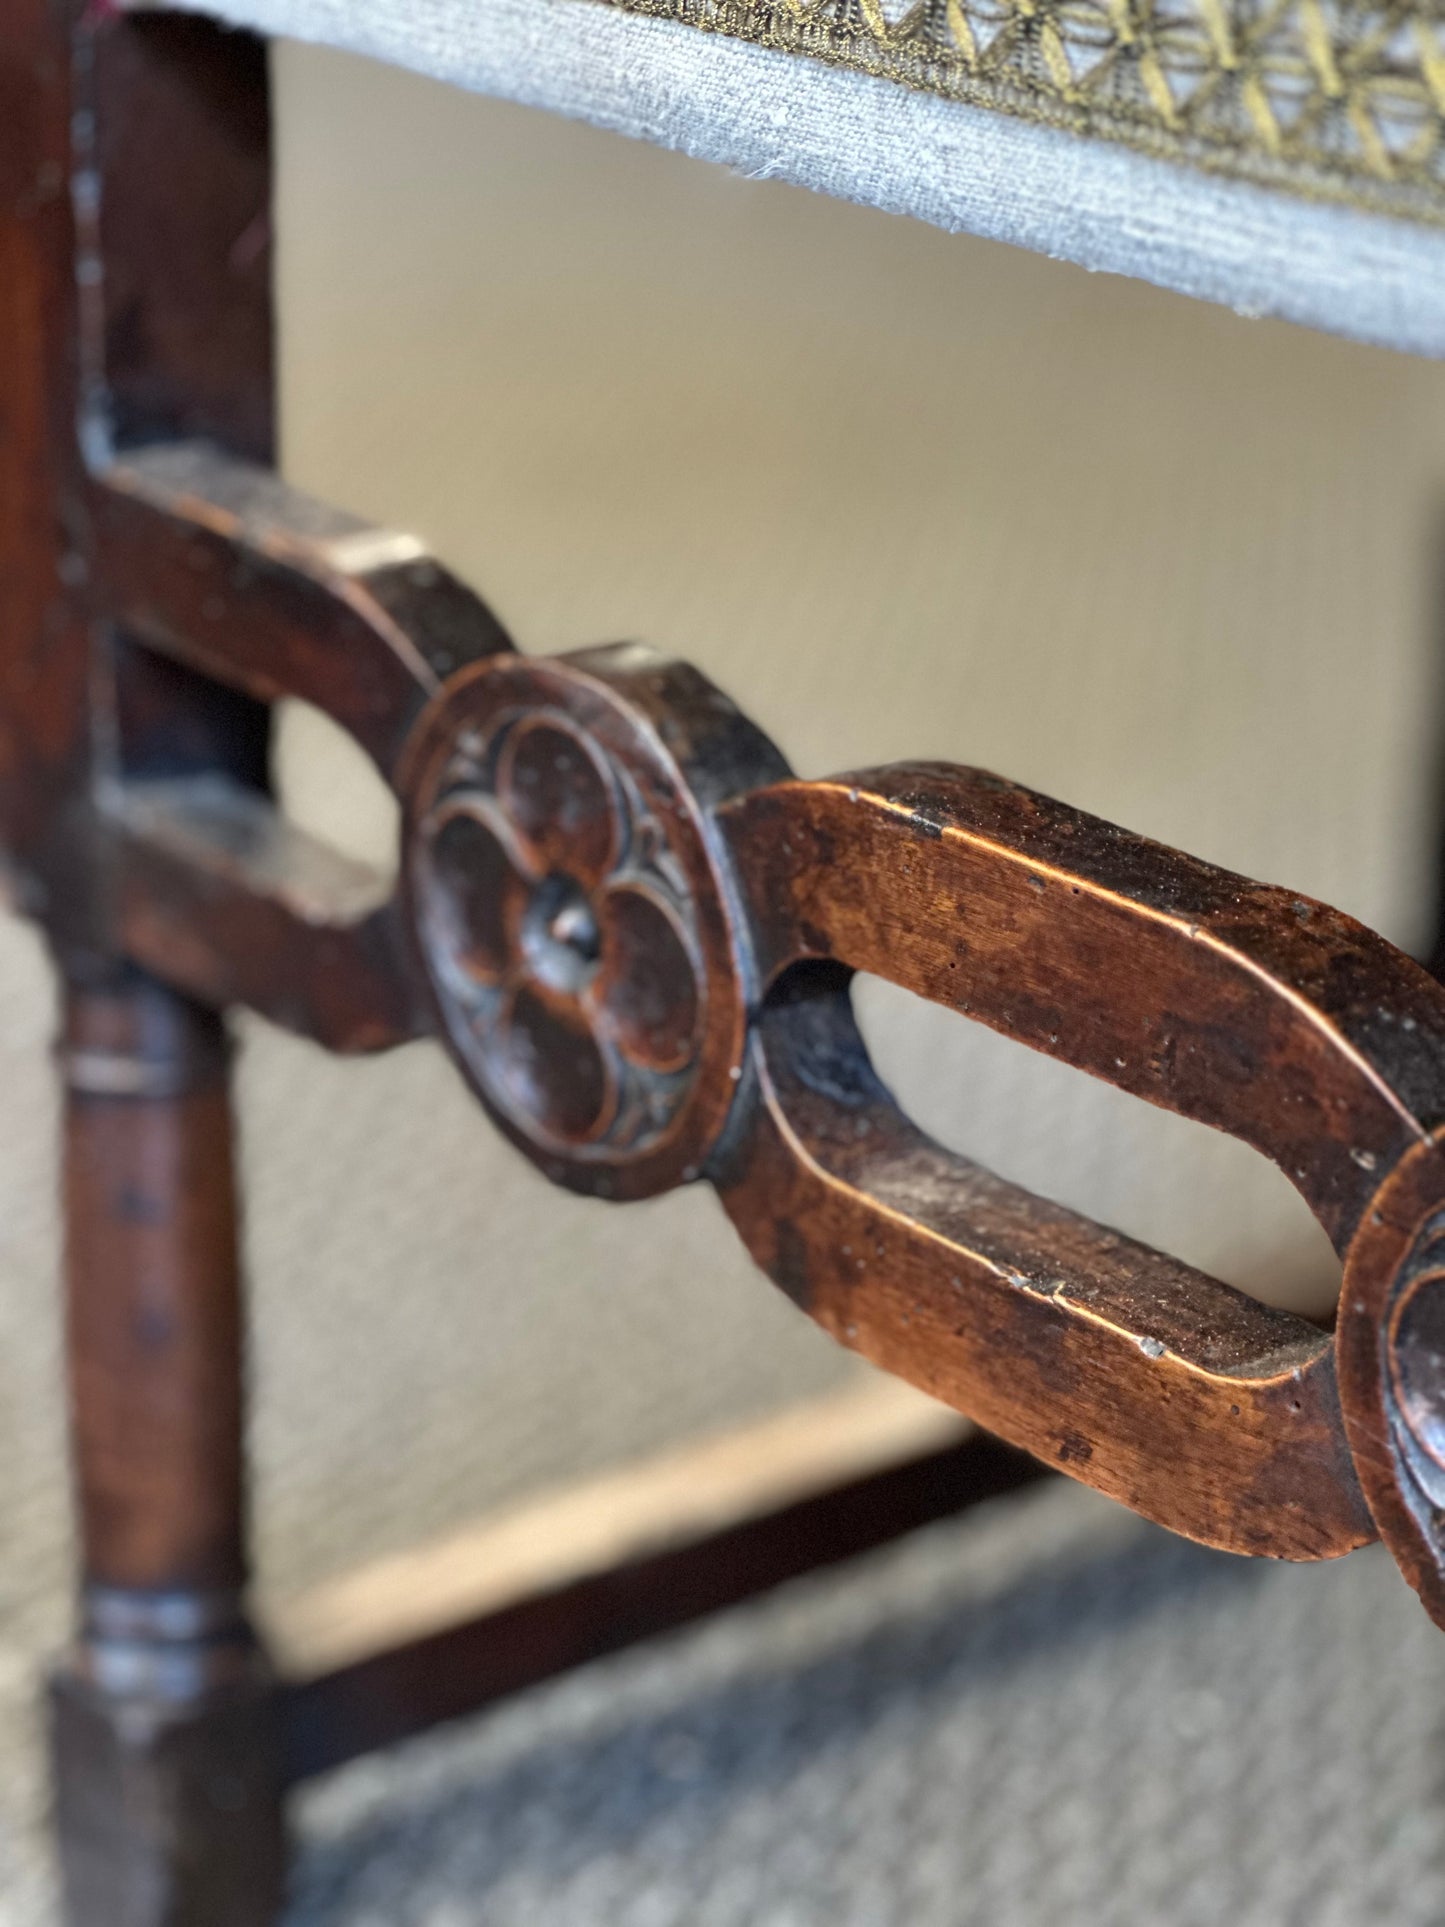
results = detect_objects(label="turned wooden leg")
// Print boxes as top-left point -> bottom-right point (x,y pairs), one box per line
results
48,960 -> 285,1927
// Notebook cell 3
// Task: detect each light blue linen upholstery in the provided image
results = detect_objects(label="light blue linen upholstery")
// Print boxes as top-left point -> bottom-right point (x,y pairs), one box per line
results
137,0 -> 1445,353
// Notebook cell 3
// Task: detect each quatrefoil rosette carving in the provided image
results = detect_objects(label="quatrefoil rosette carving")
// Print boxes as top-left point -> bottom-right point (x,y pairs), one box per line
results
400,645 -> 786,1199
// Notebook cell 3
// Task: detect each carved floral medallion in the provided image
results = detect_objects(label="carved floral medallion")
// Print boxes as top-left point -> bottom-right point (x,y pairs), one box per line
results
402,645 -> 781,1197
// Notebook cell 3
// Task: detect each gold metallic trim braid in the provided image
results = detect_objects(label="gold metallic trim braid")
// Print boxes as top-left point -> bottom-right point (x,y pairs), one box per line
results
585,0 -> 1445,225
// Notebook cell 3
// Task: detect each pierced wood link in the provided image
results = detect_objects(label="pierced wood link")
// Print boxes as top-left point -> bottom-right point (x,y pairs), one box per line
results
88,442 -> 515,1051
709,765 -> 1445,1566
40,10 -> 1445,1615
386,651 -> 1433,1568
77,442 -> 1445,1613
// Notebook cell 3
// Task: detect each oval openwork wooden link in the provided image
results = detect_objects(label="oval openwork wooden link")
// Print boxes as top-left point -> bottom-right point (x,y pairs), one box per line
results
94,443 -> 514,778
87,444 -> 515,1048
720,765 -> 1445,1253
717,969 -> 1370,1559
73,449 -> 1445,1600
711,765 -> 1445,1572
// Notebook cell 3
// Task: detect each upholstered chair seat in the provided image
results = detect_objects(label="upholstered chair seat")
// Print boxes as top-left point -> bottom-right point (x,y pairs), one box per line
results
148,0 -> 1445,351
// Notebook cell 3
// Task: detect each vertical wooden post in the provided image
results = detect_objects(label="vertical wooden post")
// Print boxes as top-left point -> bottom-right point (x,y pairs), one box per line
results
49,959 -> 285,1926
0,5 -> 283,1914
0,0 -> 93,894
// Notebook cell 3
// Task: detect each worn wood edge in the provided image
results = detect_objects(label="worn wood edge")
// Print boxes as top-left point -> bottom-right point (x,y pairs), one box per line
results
713,1027 -> 1376,1562
717,774 -> 1442,1254
110,777 -> 422,1052
264,1375 -> 968,1677
92,443 -> 513,780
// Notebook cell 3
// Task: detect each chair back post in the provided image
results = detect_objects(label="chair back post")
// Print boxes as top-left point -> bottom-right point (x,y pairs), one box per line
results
1,12 -> 287,1922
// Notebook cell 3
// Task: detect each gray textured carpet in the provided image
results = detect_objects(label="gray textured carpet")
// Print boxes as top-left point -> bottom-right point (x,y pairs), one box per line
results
285,1483 -> 1445,1927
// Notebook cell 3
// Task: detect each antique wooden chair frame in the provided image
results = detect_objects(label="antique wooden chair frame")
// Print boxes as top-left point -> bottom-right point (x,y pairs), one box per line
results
7,9 -> 1445,1923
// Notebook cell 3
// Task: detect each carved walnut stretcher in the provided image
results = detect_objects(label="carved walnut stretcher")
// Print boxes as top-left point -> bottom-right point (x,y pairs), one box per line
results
6,10 -> 1445,1924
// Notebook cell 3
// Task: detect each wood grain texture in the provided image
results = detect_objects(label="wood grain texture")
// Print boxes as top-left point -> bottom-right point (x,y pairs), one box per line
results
702,768 -> 1445,1558
704,767 -> 1445,1571
720,768 -> 1445,1253
64,432 -> 1445,1578
85,441 -> 517,1048
55,959 -> 287,1924
94,442 -> 512,779
716,967 -> 1369,1558
70,498 -> 1445,1570
62,966 -> 245,1595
